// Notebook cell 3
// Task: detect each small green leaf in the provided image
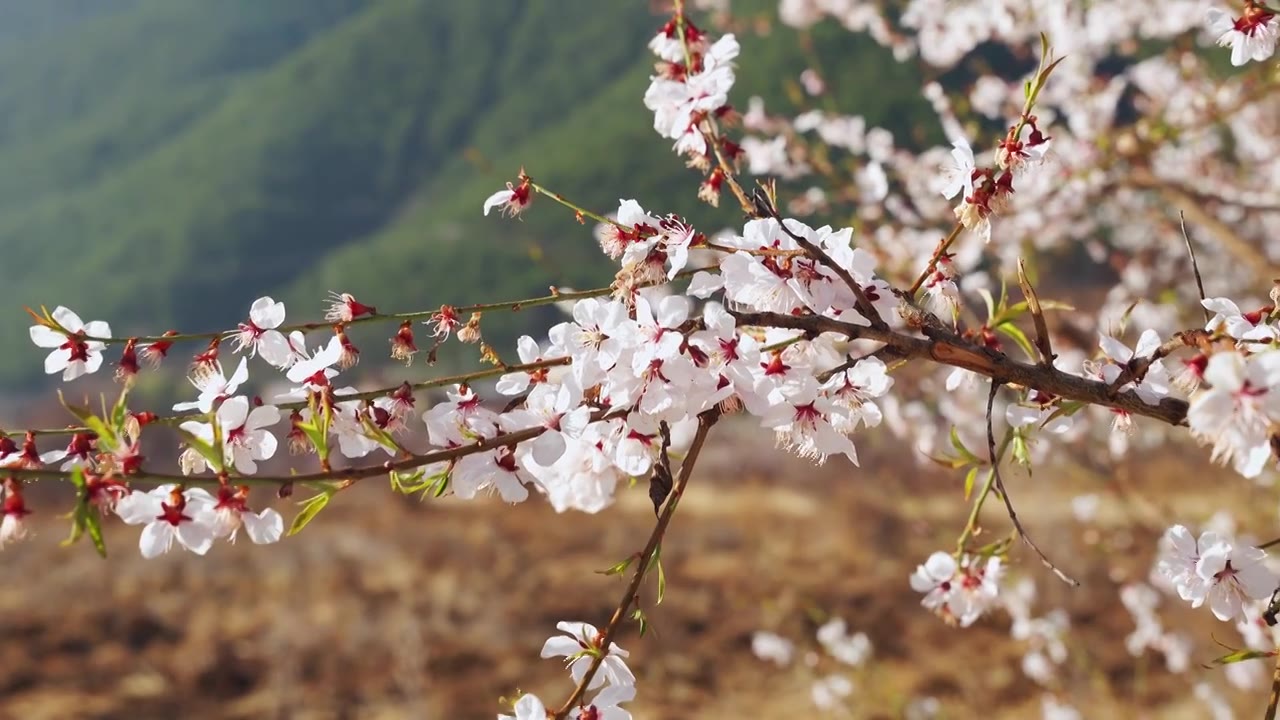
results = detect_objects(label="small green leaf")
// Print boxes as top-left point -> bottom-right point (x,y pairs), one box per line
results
289,490 -> 334,536
61,467 -> 107,557
926,452 -> 972,471
597,556 -> 635,576
631,607 -> 650,638
84,508 -> 106,557
997,323 -> 1038,362
655,555 -> 667,606
389,468 -> 428,494
360,415 -> 402,453
949,426 -> 982,465
1207,648 -> 1276,667
963,466 -> 980,501
1011,435 -> 1031,468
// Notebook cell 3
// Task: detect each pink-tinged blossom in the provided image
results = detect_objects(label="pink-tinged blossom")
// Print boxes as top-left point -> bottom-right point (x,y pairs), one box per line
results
28,306 -> 112,381
1094,330 -> 1171,406
821,357 -> 893,433
910,551 -> 1002,627
178,396 -> 280,475
115,485 -> 217,558
284,336 -> 344,389
521,427 -> 622,514
173,358 -> 249,414
482,179 -> 532,218
1157,525 -> 1278,621
423,384 -> 500,447
0,482 -> 31,549
1193,532 -> 1276,621
596,199 -> 661,261
762,378 -> 857,465
1202,297 -> 1277,342
323,291 -> 376,324
1206,6 -> 1278,67
644,35 -> 739,150
540,621 -> 635,690
500,383 -> 591,467
210,485 -> 283,545
452,446 -> 532,504
548,297 -> 637,387
234,297 -> 291,367
1187,350 -> 1280,478
495,336 -> 555,396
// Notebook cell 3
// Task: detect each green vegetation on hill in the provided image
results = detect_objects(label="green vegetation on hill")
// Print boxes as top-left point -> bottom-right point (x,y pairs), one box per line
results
0,0 -> 935,390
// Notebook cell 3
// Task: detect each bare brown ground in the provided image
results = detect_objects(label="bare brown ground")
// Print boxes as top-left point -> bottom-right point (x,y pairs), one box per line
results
0,418 -> 1274,719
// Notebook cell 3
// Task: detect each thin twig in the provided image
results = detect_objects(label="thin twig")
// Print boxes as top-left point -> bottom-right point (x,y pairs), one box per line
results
11,406 -> 630,487
1178,211 -> 1211,324
552,408 -> 719,719
985,380 -> 1079,587
1016,258 -> 1054,367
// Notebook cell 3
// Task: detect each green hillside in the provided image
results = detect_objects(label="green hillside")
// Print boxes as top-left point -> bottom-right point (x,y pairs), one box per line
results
0,0 -> 934,390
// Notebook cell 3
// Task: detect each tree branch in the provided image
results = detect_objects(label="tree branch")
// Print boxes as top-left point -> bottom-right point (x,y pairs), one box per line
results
552,408 -> 720,718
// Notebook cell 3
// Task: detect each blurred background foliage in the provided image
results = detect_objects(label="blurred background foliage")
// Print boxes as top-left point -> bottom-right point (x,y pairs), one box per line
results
0,0 -> 935,392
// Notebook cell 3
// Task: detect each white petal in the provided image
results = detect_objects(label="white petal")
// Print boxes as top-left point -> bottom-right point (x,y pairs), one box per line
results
532,430 -> 567,466
482,189 -> 515,216
115,492 -> 162,525
82,320 -> 112,339
242,509 -> 284,544
43,349 -> 69,375
540,635 -> 583,659
51,306 -> 85,333
139,522 -> 175,558
28,325 -> 66,348
176,520 -> 215,555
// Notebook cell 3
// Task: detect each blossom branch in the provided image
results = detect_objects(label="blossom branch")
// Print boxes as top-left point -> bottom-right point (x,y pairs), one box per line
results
9,404 -> 629,488
551,408 -> 719,719
730,310 -> 1191,426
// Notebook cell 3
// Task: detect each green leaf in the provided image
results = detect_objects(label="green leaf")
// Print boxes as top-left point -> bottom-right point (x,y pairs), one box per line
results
61,467 -> 107,557
389,468 -> 427,494
58,392 -> 117,447
949,426 -> 982,465
963,466 -> 980,501
84,508 -> 107,557
360,414 -> 402,453
655,554 -> 667,606
597,556 -> 635,576
288,490 -> 334,536
631,607 -> 651,638
997,323 -> 1038,362
1207,648 -> 1276,666
1011,435 -> 1031,468
926,452 -> 972,471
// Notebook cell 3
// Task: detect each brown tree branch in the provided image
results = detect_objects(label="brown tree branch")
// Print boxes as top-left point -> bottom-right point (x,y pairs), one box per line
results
730,310 -> 1190,426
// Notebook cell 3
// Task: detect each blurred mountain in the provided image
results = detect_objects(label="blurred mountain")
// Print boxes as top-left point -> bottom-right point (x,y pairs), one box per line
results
0,0 -> 932,390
